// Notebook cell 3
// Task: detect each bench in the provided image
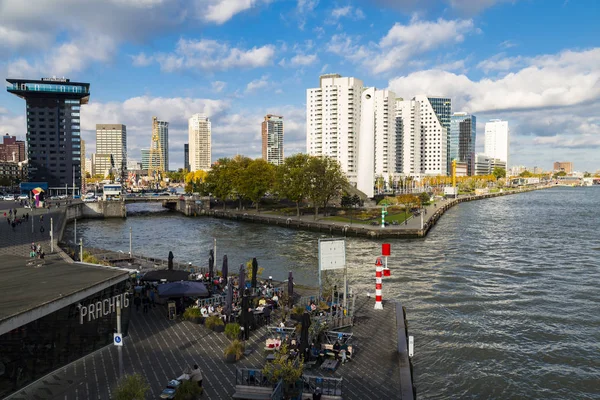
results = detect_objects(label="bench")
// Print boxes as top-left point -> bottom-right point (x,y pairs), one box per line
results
320,344 -> 353,361
232,385 -> 274,399
265,338 -> 281,351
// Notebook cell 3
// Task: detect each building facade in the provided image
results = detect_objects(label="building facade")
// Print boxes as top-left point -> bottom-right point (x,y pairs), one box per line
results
396,95 -> 448,178
6,78 -> 90,194
553,161 -> 573,173
184,144 -> 190,172
450,112 -> 476,175
95,124 -> 127,181
307,74 -> 364,185
427,97 -> 452,175
475,153 -> 507,175
188,114 -> 211,172
0,135 -> 26,163
484,119 -> 509,168
262,114 -> 284,166
150,117 -> 169,173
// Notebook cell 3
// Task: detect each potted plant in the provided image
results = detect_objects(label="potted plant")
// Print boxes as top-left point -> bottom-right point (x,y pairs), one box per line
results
183,306 -> 202,324
291,306 -> 305,321
113,373 -> 150,400
224,339 -> 245,363
224,322 -> 241,340
205,315 -> 225,332
173,379 -> 203,400
262,344 -> 304,397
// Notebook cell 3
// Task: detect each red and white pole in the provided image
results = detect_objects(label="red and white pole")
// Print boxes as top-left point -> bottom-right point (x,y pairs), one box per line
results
375,257 -> 383,310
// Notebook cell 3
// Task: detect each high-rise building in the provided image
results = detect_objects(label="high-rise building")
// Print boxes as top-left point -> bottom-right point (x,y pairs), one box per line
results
262,114 -> 284,166
307,74 -> 364,184
188,114 -> 211,171
357,88 -> 397,197
428,97 -> 452,174
184,144 -> 190,172
81,139 -> 86,192
450,112 -> 476,175
396,95 -> 448,177
95,124 -> 127,181
150,117 -> 169,173
85,158 -> 92,178
475,153 -> 507,176
0,135 -> 26,162
553,161 -> 573,173
6,77 -> 90,193
484,119 -> 509,168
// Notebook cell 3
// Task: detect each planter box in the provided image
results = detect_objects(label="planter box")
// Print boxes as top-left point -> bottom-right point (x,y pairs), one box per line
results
214,325 -> 225,333
225,353 -> 237,364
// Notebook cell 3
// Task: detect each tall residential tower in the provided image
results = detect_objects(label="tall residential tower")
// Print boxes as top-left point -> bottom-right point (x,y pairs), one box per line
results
484,119 -> 509,168
262,114 -> 284,166
188,114 -> 211,171
450,113 -> 476,175
95,124 -> 127,180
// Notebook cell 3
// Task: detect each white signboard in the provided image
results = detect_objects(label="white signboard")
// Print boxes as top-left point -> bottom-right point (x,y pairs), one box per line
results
318,239 -> 346,271
114,333 -> 123,347
79,292 -> 129,324
409,336 -> 414,357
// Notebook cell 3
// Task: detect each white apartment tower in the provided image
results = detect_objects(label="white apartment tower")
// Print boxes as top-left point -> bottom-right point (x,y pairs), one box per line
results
306,74 -> 363,184
484,119 -> 509,168
95,124 -> 127,179
262,114 -> 284,166
188,114 -> 211,171
395,95 -> 448,177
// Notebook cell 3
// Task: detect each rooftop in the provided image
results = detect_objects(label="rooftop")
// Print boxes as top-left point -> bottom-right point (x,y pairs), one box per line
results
0,255 -> 129,333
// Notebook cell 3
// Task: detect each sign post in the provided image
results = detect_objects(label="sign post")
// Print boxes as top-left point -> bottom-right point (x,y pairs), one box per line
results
116,297 -> 124,379
318,238 -> 346,306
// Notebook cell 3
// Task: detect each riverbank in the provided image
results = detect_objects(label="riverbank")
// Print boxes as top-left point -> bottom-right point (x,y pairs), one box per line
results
202,185 -> 554,239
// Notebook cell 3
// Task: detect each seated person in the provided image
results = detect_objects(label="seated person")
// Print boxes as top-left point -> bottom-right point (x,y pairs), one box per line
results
208,304 -> 215,314
310,343 -> 319,360
310,302 -> 317,312
333,340 -> 341,355
258,296 -> 267,306
200,306 -> 208,317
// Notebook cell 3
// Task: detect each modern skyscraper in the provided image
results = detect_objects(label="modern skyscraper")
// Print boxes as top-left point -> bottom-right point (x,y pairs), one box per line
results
484,119 -> 509,168
6,77 -> 90,193
0,135 -> 26,162
188,114 -> 211,171
95,124 -> 127,181
428,97 -> 452,174
150,117 -> 169,174
396,95 -> 448,177
450,112 -> 476,175
307,74 -> 364,184
262,114 -> 284,166
357,88 -> 397,197
184,144 -> 190,172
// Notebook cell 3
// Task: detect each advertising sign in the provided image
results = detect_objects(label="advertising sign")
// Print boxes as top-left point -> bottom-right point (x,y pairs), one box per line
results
318,239 -> 346,271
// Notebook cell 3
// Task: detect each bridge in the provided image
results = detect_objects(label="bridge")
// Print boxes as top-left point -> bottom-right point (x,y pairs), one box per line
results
66,196 -> 210,219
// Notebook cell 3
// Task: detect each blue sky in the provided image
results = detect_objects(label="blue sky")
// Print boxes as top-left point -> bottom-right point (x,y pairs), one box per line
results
0,0 -> 598,171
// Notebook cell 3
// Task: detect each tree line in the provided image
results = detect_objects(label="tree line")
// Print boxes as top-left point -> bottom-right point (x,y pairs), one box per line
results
184,154 -> 348,217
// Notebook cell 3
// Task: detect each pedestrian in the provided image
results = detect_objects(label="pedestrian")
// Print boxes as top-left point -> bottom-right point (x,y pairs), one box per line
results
142,296 -> 149,313
189,364 -> 203,388
149,288 -> 156,308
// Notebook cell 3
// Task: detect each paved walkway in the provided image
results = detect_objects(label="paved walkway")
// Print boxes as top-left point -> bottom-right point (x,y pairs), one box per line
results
6,297 -> 402,400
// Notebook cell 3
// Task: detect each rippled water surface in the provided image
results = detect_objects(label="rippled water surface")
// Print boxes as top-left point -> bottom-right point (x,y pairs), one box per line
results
65,187 -> 600,399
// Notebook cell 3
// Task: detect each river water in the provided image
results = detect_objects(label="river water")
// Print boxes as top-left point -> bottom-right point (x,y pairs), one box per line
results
64,187 -> 600,399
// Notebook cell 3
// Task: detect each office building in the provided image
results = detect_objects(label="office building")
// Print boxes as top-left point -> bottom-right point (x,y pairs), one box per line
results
262,114 -> 284,166
85,158 -> 92,177
396,95 -> 448,178
553,162 -> 573,174
6,77 -> 90,194
0,161 -> 26,182
427,97 -> 452,174
307,74 -> 364,184
95,124 -> 127,181
450,112 -> 476,175
357,88 -> 397,197
0,135 -> 26,162
484,119 -> 509,168
0,255 -> 131,398
149,117 -> 169,173
184,144 -> 190,172
188,114 -> 211,171
475,153 -> 507,176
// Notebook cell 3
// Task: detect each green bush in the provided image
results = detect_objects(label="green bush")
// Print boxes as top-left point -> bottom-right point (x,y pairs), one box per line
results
174,379 -> 203,400
224,339 -> 245,361
224,322 -> 241,340
205,315 -> 224,330
113,373 -> 150,400
292,305 -> 305,316
183,307 -> 201,320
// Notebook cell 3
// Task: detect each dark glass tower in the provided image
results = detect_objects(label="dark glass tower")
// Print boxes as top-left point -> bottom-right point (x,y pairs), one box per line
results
184,143 -> 190,171
6,78 -> 90,194
450,113 -> 477,176
427,97 -> 452,174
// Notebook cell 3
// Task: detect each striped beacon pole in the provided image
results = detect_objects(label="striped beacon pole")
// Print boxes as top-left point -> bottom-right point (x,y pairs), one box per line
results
374,257 -> 384,310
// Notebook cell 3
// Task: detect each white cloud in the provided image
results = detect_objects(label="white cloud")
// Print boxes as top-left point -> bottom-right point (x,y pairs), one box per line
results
202,0 -> 271,24
282,53 -> 318,67
245,75 -> 270,92
211,81 -> 227,93
296,0 -> 319,30
331,5 -> 365,20
131,52 -> 153,67
369,0 -> 516,14
327,17 -> 475,74
499,40 -> 517,49
147,38 -> 275,72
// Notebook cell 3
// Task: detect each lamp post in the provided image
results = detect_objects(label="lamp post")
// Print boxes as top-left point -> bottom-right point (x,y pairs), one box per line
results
74,218 -> 77,245
129,226 -> 132,257
79,238 -> 83,262
50,217 -> 53,253
116,297 -> 124,378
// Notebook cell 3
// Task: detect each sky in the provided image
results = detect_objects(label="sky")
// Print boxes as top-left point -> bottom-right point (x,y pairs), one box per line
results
0,0 -> 598,172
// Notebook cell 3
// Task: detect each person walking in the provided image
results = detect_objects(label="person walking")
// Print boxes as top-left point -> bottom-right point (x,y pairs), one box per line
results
189,364 -> 203,388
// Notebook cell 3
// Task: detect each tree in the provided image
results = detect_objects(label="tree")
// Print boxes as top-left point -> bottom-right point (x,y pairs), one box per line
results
553,171 -> 567,179
584,171 -> 591,178
418,192 -> 430,205
239,159 -> 275,212
185,170 -> 207,194
275,153 -> 311,216
519,170 -> 533,177
306,156 -> 348,219
114,373 -> 150,400
396,194 -> 420,222
229,155 -> 252,209
204,158 -> 234,209
492,167 -> 506,179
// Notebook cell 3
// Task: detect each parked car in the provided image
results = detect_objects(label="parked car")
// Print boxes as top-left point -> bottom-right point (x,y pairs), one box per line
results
83,197 -> 98,203
3,195 -> 15,201
18,194 -> 29,200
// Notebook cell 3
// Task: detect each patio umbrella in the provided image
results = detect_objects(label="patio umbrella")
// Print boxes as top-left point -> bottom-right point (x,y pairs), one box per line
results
157,281 -> 209,298
238,263 -> 246,294
288,271 -> 294,306
299,312 -> 311,359
241,294 -> 251,340
222,255 -> 228,281
141,269 -> 190,282
251,257 -> 258,288
168,251 -> 174,270
208,249 -> 214,279
226,277 -> 234,321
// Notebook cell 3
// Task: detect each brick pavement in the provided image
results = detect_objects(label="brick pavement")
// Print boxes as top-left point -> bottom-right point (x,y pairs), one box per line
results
6,297 -> 403,400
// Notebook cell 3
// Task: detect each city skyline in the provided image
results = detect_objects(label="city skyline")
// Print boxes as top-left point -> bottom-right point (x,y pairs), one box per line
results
0,0 -> 598,171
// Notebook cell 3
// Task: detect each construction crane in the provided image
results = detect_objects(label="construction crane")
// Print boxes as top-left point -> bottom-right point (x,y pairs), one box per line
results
451,159 -> 457,199
149,116 -> 165,188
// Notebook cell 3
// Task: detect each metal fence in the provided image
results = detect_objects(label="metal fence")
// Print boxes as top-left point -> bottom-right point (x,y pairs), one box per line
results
302,375 -> 343,397
235,368 -> 271,387
196,295 -> 226,308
